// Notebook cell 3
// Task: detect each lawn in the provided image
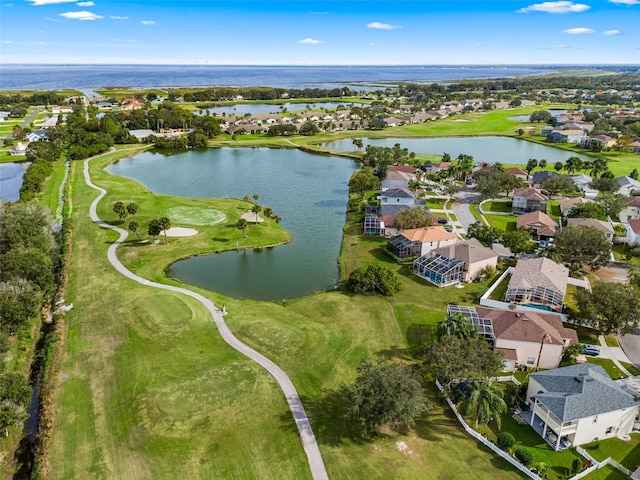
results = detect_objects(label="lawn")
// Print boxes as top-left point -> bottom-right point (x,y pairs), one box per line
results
488,274 -> 510,301
48,148 -> 522,479
484,200 -> 512,213
484,213 -> 518,232
425,197 -> 446,209
582,435 -> 640,471
585,357 -> 628,380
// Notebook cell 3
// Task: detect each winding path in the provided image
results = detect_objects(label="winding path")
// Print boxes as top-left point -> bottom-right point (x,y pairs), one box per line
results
83,156 -> 329,480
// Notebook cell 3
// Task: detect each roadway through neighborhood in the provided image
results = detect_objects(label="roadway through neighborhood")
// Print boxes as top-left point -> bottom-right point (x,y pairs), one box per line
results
83,154 -> 329,480
1,106 -> 42,144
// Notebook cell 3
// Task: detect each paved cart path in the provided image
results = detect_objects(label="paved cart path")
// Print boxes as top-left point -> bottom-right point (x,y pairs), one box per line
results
83,155 -> 329,480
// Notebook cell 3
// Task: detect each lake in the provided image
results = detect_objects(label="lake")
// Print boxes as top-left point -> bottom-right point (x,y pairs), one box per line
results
106,148 -> 357,300
198,102 -> 363,116
0,162 -> 28,202
323,136 -> 591,164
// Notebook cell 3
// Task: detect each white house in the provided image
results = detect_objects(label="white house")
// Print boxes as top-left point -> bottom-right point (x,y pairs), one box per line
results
387,226 -> 457,258
566,218 -> 615,243
616,176 -> 640,197
569,174 -> 598,199
619,197 -> 640,223
10,142 -> 28,156
527,364 -> 639,450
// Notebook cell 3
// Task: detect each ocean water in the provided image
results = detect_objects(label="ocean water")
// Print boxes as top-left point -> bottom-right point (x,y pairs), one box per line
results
0,64 -> 568,90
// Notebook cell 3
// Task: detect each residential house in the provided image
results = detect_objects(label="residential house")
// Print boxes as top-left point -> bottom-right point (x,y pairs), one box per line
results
516,211 -> 558,242
505,258 -> 568,313
25,129 -> 48,142
531,171 -> 557,186
504,167 -> 528,181
413,238 -> 497,287
128,129 -> 155,141
569,174 -> 598,198
381,170 -> 415,190
382,116 -> 407,127
526,364 -> 639,450
547,128 -> 586,144
363,216 -> 386,237
626,219 -> 640,244
120,99 -> 143,111
618,197 -> 640,223
566,218 -> 615,243
616,176 -> 640,196
379,188 -> 417,216
580,135 -> 616,150
512,187 -> 549,214
10,142 -> 28,156
540,125 -> 554,137
560,197 -> 594,216
388,165 -> 417,174
562,121 -> 594,132
448,305 -> 577,372
387,226 -> 457,259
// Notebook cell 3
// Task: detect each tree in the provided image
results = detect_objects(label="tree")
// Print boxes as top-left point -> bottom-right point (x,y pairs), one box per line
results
590,157 -> 608,179
497,432 -> 516,452
502,228 -> 534,255
128,220 -> 142,240
539,159 -> 547,170
0,279 -> 42,334
540,175 -> 576,196
236,218 -> 247,237
126,202 -> 138,218
599,193 -> 627,220
0,203 -> 55,255
158,217 -> 171,245
615,135 -> 634,154
251,204 -> 262,223
515,448 -> 534,467
575,282 -> 640,335
554,226 -> 611,272
252,194 -> 259,203
564,156 -> 583,175
299,120 -> 319,135
460,380 -> 506,429
0,247 -> 55,292
347,264 -> 401,296
560,343 -> 582,367
348,167 -> 380,198
530,110 -> 553,123
566,202 -> 605,219
0,372 -> 31,437
341,360 -> 427,437
394,207 -> 433,230
525,158 -> 538,178
467,224 -> 501,247
554,161 -> 564,172
631,168 -> 639,181
112,201 -> 127,222
352,138 -> 364,150
441,312 -> 477,339
419,336 -> 504,395
147,218 -> 162,242
590,176 -> 619,193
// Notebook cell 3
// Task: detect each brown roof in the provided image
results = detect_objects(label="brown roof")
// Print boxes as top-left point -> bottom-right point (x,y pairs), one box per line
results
379,214 -> 396,227
514,187 -> 548,201
388,165 -> 417,174
431,238 -> 497,264
517,211 -> 558,236
508,257 -> 568,295
560,196 -> 593,212
476,307 -> 578,346
495,347 -> 518,361
626,197 -> 640,208
401,226 -> 457,243
629,219 -> 640,234
566,218 -> 614,235
504,167 -> 528,176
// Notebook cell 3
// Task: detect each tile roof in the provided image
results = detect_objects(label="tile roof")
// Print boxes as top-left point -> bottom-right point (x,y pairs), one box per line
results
516,211 -> 558,236
388,165 -> 417,173
628,219 -> 640,234
508,257 -> 569,295
401,226 -> 457,243
531,364 -> 639,422
560,197 -> 593,212
504,167 -> 528,176
475,306 -> 576,346
625,197 -> 640,208
566,218 -> 614,235
431,238 -> 497,265
514,187 -> 548,201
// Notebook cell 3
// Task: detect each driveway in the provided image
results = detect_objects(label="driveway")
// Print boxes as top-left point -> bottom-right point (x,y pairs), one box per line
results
451,186 -> 481,233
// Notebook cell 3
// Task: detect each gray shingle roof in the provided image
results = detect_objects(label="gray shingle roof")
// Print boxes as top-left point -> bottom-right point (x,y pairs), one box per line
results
431,238 -> 497,264
531,364 -> 639,422
508,257 -> 569,295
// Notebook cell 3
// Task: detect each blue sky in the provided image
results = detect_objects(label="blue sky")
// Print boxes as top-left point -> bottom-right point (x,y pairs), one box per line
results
0,0 -> 638,64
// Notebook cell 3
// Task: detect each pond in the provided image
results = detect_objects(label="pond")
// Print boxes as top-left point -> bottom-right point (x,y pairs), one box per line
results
198,102 -> 363,116
0,162 -> 29,202
323,136 -> 591,165
106,148 -> 357,301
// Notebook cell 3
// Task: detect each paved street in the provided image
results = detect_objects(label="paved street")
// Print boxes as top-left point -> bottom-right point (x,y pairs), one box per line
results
1,106 -> 42,144
451,186 -> 481,233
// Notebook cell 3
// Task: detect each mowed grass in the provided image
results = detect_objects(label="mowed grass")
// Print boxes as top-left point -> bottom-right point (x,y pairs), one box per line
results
49,156 -> 311,479
49,148 -> 523,479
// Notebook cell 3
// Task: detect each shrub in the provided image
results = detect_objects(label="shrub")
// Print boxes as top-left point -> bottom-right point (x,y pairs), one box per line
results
533,462 -> 547,479
496,432 -> 516,452
514,447 -> 534,467
571,458 -> 583,474
347,264 -> 401,296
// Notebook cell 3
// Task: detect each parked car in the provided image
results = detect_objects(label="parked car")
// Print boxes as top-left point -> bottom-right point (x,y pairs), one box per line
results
582,344 -> 600,356
437,217 -> 448,224
444,225 -> 453,232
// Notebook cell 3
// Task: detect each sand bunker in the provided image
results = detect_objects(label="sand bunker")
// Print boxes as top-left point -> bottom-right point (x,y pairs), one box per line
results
161,227 -> 198,237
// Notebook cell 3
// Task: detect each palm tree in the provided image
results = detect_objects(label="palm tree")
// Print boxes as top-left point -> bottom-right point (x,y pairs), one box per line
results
461,380 -> 507,429
554,161 -> 564,172
251,204 -> 262,223
158,216 -> 171,245
236,218 -> 247,237
263,206 -> 273,219
539,159 -> 547,170
126,202 -> 138,218
252,194 -> 260,203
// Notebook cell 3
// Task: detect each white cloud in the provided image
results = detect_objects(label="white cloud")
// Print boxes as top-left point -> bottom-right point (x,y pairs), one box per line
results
366,21 -> 400,30
518,1 -> 591,13
603,29 -> 621,35
1,40 -> 13,44
299,38 -> 323,44
538,44 -> 570,49
110,15 -> 128,20
140,20 -> 155,25
3,3 -> 14,6
59,10 -> 102,20
76,1 -> 94,6
28,0 -> 76,5
563,27 -> 595,33
609,0 -> 639,4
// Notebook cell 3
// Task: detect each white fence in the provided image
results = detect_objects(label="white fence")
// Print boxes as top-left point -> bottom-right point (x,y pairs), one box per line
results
493,375 -> 522,386
435,379 -> 542,480
571,446 -> 633,479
